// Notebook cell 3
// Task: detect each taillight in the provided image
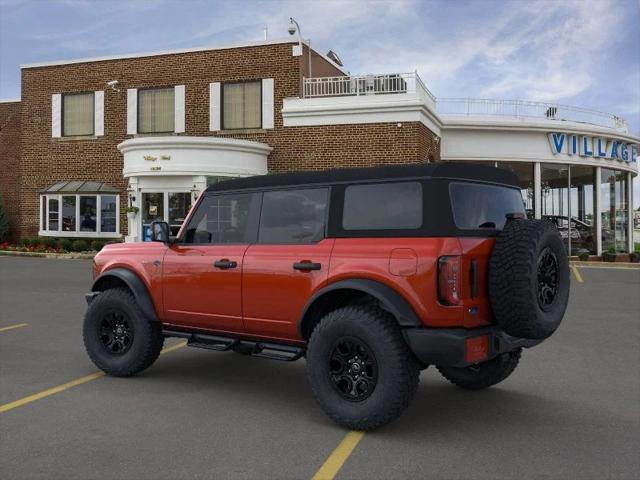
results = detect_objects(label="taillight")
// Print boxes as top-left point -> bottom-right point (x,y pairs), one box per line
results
438,256 -> 460,305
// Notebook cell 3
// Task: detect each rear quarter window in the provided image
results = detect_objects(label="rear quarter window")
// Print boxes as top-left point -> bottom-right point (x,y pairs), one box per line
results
450,182 -> 525,230
343,182 -> 422,230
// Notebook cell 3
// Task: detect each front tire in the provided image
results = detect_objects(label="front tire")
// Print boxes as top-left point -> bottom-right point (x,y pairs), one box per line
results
437,349 -> 521,390
83,288 -> 164,377
306,305 -> 420,430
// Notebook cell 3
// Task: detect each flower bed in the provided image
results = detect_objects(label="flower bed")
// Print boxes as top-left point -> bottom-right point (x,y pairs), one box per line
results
0,237 -> 120,254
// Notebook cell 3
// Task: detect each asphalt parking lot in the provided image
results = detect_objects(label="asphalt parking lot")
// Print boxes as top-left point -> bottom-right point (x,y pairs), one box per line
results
1,256 -> 639,480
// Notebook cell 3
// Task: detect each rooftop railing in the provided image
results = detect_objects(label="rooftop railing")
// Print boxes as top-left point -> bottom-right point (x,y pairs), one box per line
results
436,98 -> 628,131
302,73 -> 627,132
303,72 -> 436,102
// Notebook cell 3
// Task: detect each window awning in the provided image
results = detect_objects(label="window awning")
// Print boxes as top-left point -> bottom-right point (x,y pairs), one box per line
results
41,181 -> 119,194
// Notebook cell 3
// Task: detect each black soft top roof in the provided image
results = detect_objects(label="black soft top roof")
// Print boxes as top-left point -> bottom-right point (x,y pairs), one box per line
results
205,162 -> 519,193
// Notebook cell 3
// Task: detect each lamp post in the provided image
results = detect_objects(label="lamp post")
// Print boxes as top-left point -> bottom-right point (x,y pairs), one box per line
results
288,17 -> 312,93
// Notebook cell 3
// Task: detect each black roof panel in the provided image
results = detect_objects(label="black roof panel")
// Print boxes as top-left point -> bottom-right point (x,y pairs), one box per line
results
205,162 -> 519,193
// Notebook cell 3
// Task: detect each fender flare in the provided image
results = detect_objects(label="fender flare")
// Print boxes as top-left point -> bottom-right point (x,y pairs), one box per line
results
298,279 -> 422,337
91,268 -> 159,322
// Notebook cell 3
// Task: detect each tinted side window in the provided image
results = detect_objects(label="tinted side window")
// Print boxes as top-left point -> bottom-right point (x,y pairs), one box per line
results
259,188 -> 328,244
449,182 -> 525,230
182,193 -> 259,244
343,182 -> 422,230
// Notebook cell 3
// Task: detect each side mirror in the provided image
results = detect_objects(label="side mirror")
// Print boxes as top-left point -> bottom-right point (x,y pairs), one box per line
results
151,221 -> 170,243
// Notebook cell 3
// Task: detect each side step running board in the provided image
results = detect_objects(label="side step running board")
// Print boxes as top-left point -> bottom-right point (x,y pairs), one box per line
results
162,329 -> 305,362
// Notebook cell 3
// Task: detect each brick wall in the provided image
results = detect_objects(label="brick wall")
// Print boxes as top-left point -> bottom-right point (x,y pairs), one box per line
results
0,101 -> 21,242
10,41 -> 440,240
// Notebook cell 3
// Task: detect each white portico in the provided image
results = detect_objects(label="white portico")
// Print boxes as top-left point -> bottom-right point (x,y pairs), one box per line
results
118,136 -> 271,242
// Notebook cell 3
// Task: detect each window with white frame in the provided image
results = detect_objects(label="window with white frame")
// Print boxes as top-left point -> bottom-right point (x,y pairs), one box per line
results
138,87 -> 175,133
222,81 -> 261,129
39,181 -> 120,237
63,92 -> 95,136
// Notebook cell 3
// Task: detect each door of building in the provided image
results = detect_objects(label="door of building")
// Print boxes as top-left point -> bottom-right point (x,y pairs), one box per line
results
141,191 -> 192,241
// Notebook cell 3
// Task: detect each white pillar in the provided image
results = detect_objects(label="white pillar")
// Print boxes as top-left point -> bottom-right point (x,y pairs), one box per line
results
628,172 -> 634,253
595,167 -> 602,256
534,162 -> 541,219
125,177 -> 140,243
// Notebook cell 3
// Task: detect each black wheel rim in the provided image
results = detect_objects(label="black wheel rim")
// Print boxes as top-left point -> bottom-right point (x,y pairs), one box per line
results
537,247 -> 559,310
99,310 -> 134,355
328,337 -> 378,402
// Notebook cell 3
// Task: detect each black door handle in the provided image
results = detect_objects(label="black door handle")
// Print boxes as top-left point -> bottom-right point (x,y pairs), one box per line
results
214,259 -> 237,269
293,262 -> 321,271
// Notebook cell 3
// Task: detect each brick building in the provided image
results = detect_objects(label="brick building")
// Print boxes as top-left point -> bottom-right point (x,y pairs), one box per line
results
0,37 -> 637,254
0,39 -> 439,243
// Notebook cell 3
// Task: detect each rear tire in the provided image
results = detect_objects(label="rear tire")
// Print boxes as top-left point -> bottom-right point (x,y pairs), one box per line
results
437,349 -> 521,390
83,288 -> 164,377
489,219 -> 570,340
306,305 -> 420,430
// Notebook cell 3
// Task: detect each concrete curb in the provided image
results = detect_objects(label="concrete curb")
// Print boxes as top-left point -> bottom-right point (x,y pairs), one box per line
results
0,250 -> 95,260
571,261 -> 640,269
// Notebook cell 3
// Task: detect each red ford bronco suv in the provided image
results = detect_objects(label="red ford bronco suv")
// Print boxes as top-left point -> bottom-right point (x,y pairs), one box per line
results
84,162 -> 570,430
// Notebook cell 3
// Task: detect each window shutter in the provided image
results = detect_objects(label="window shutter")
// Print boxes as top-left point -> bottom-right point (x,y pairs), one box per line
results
174,85 -> 185,133
262,78 -> 274,129
127,88 -> 137,135
51,94 -> 62,138
209,82 -> 221,131
94,91 -> 104,136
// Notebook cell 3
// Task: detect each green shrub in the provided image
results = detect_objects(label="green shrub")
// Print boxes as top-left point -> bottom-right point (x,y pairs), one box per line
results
21,237 -> 33,247
42,237 -> 58,249
577,250 -> 589,261
90,240 -> 106,252
71,239 -> 88,252
58,238 -> 73,252
0,195 -> 9,242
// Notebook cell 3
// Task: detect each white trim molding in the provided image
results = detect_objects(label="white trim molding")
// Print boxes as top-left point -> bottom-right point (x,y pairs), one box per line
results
209,82 -> 221,131
262,78 -> 275,129
118,136 -> 271,178
127,88 -> 137,135
94,90 -> 104,136
51,94 -> 62,138
174,85 -> 186,133
282,93 -> 442,135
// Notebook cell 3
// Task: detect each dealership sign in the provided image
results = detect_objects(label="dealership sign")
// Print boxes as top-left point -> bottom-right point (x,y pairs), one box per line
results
548,133 -> 638,163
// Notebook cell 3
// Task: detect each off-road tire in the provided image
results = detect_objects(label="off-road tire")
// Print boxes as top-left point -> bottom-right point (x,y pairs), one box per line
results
488,219 -> 570,340
83,288 -> 164,377
437,349 -> 521,390
306,305 -> 420,430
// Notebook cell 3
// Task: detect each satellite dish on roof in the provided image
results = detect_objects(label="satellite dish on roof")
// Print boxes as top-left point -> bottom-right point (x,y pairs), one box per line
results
326,50 -> 343,67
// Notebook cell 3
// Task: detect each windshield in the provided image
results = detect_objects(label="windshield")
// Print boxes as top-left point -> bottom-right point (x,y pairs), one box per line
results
449,182 -> 525,230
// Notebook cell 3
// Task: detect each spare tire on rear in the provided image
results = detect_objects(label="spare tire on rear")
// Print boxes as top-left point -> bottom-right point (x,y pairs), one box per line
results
488,219 -> 570,340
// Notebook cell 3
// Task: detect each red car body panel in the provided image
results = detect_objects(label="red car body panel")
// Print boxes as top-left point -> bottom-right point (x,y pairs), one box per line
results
242,239 -> 335,340
93,234 -> 497,341
161,244 -> 247,332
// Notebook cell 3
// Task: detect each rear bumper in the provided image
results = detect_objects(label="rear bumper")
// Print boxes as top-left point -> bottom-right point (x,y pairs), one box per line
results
403,326 -> 542,368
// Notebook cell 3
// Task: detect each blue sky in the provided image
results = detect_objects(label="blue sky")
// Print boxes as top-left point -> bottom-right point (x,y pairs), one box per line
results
1,0 -> 639,203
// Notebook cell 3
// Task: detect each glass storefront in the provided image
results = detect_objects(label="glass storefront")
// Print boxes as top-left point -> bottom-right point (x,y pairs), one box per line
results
601,169 -> 629,253
569,166 -> 596,254
484,161 -> 629,256
541,164 -> 570,252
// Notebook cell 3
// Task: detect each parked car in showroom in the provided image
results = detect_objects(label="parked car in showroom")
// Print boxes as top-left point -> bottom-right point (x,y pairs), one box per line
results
83,163 -> 570,430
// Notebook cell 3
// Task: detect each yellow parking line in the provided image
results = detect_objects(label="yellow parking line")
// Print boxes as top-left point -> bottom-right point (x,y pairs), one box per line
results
571,265 -> 584,283
312,431 -> 365,480
0,341 -> 186,415
0,323 -> 28,333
